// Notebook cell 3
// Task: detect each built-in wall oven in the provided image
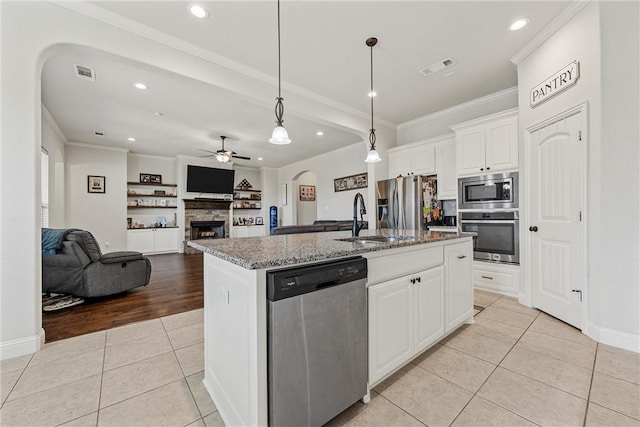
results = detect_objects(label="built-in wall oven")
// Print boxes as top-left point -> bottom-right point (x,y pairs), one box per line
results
460,211 -> 519,264
459,172 -> 518,210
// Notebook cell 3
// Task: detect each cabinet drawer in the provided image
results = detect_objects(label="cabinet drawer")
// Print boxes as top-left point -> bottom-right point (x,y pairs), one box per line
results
473,262 -> 519,295
367,246 -> 443,286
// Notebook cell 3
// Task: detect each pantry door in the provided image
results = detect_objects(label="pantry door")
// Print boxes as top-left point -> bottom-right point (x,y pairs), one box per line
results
527,105 -> 585,329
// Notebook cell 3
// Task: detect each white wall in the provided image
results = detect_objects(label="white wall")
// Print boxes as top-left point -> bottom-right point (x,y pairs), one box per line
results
66,143 -> 128,252
397,88 -> 518,145
516,2 -> 639,351
41,108 -> 66,228
295,171 -> 317,225
278,142 -> 380,225
260,168 -> 279,231
127,153 -> 176,184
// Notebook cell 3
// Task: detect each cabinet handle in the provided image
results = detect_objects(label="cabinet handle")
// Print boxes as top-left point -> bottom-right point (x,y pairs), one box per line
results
481,275 -> 494,280
410,278 -> 416,284
416,277 -> 421,283
486,167 -> 490,170
480,168 -> 484,171
457,255 -> 467,259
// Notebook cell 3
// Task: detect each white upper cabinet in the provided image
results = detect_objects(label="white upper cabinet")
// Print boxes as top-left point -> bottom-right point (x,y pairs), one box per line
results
388,143 -> 435,178
452,109 -> 518,176
435,139 -> 456,200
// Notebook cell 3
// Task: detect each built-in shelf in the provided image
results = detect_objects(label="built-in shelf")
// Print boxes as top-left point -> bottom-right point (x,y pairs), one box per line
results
234,188 -> 261,193
128,226 -> 179,230
127,181 -> 177,188
128,194 -> 177,198
234,208 -> 262,210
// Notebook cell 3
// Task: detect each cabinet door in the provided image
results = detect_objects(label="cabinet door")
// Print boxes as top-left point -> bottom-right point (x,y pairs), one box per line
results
154,228 -> 178,252
414,266 -> 445,353
445,242 -> 473,332
369,277 -> 413,384
485,117 -> 518,172
456,128 -> 485,175
127,229 -> 155,253
246,225 -> 265,237
232,227 -> 249,238
436,140 -> 457,200
388,149 -> 412,178
411,144 -> 436,175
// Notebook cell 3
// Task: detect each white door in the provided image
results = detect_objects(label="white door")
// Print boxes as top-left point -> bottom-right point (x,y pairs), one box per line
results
436,140 -> 457,200
414,266 -> 444,353
529,109 -> 585,328
368,277 -> 413,384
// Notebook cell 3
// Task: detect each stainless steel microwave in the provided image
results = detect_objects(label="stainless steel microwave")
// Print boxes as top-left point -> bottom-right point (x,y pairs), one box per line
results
458,172 -> 518,210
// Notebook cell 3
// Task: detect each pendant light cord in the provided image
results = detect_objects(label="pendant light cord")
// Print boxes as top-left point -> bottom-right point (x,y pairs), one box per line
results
273,0 -> 285,126
277,0 -> 282,99
368,39 -> 377,149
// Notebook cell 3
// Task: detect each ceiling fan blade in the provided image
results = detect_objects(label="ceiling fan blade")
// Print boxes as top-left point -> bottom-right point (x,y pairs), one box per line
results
197,154 -> 215,158
198,149 -> 218,154
233,155 -> 251,160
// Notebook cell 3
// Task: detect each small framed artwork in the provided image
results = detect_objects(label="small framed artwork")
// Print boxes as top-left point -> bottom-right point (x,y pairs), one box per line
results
256,216 -> 264,225
334,172 -> 368,192
88,175 -> 106,193
140,173 -> 162,184
299,185 -> 316,201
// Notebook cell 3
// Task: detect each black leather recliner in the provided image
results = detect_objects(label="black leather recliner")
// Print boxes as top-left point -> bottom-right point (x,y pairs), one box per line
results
42,229 -> 151,297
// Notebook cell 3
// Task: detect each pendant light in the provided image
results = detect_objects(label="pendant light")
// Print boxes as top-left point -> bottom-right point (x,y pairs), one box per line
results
365,37 -> 381,163
269,0 -> 291,145
216,136 -> 231,163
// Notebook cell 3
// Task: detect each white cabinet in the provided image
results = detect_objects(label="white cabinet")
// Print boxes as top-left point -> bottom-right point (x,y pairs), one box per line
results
231,225 -> 265,238
445,242 -> 473,332
369,266 -> 444,384
127,228 -> 178,254
435,139 -> 457,200
388,143 -> 436,178
452,109 -> 518,176
473,261 -> 520,297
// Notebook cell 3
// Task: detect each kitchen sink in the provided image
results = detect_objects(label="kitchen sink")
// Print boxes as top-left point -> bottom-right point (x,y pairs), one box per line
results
335,235 -> 416,244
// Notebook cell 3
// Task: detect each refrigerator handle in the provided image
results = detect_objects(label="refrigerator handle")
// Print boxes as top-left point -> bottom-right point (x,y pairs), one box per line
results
393,186 -> 399,229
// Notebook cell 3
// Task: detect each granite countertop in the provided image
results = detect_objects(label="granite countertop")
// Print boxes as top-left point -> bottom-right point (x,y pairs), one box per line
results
186,229 -> 473,270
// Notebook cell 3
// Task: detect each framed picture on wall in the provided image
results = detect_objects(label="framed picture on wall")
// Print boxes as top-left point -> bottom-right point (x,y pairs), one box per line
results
87,175 -> 105,193
299,185 -> 316,201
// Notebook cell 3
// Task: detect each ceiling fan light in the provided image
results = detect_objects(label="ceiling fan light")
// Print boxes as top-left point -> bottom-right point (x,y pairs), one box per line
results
365,148 -> 382,163
269,126 -> 291,145
216,153 -> 230,163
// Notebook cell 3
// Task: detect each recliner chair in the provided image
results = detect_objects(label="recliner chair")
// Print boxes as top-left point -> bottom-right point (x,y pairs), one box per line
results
42,229 -> 151,297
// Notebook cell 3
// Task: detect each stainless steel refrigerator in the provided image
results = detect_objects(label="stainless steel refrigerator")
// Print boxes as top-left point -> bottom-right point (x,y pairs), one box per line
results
376,175 -> 441,231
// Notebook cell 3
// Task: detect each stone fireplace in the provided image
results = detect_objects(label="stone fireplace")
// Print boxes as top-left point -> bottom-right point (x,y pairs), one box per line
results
184,199 -> 232,254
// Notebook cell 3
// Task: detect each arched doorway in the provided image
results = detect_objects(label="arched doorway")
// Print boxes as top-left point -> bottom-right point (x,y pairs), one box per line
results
292,170 -> 317,225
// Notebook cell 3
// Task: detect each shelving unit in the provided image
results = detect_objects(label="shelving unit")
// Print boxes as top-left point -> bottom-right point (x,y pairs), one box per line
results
231,188 -> 265,237
127,182 -> 179,252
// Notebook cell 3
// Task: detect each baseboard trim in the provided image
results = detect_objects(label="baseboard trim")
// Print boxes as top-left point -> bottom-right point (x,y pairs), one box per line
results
0,329 -> 44,360
586,322 -> 640,353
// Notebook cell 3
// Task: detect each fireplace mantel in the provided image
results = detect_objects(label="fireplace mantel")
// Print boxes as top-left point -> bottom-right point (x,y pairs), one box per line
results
183,199 -> 232,210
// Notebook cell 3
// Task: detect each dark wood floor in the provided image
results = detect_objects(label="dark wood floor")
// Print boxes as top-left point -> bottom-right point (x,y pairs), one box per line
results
42,253 -> 204,342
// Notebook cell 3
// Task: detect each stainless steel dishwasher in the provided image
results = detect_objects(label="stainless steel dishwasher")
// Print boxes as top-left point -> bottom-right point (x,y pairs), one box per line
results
267,257 -> 368,427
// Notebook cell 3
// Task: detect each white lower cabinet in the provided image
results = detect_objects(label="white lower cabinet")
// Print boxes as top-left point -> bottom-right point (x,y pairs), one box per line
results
445,242 -> 473,332
473,260 -> 519,297
127,228 -> 178,254
231,225 -> 265,238
368,241 -> 473,385
369,265 -> 445,384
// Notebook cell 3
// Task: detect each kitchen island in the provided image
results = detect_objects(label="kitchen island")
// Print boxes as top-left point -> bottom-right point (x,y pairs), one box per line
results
187,229 -> 474,427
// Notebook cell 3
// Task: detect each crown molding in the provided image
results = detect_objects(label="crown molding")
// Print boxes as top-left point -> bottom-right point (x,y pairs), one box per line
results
51,1 -> 394,130
450,107 -> 518,131
397,87 -> 518,131
66,141 -> 130,153
389,132 -> 455,152
41,104 -> 68,143
511,0 -> 592,65
127,152 -> 176,161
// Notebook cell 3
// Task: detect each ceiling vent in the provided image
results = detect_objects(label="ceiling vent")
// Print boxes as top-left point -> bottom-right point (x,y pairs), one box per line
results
74,64 -> 96,82
420,58 -> 454,77
93,131 -> 105,137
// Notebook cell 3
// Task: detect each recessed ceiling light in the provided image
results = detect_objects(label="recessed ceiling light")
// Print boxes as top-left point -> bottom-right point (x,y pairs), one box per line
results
127,137 -> 136,142
368,91 -> 377,98
154,112 -> 164,117
510,18 -> 529,31
134,82 -> 147,90
258,157 -> 263,161
189,4 -> 209,19
316,131 -> 324,136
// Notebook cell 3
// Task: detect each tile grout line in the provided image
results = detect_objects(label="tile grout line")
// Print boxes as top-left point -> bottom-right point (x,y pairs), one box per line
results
373,389 -> 429,426
582,342 -> 599,426
447,307 -> 542,427
1,353 -> 34,406
95,330 -> 107,427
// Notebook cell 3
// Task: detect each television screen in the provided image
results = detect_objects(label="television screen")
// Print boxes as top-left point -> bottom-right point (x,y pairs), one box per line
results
186,165 -> 235,194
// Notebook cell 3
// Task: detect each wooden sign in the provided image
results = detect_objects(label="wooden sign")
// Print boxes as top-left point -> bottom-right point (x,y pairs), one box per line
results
530,61 -> 580,108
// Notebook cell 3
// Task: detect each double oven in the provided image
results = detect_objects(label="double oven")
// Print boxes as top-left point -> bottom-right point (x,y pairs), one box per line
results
458,172 -> 519,265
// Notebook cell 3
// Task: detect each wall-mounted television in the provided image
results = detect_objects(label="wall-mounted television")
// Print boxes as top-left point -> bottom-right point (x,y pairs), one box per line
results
186,165 -> 235,195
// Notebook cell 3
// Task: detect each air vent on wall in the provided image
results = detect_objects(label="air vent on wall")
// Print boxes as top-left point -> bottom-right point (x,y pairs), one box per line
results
93,131 -> 105,137
74,64 -> 96,82
420,58 -> 454,77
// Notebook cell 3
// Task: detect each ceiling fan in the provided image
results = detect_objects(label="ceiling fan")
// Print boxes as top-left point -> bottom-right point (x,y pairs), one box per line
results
199,136 -> 251,163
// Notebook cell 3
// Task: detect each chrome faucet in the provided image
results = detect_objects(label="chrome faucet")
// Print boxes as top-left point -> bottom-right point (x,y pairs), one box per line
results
352,192 -> 367,236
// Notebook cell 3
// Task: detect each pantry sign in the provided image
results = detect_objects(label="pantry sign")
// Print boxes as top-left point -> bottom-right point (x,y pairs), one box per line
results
530,61 -> 580,108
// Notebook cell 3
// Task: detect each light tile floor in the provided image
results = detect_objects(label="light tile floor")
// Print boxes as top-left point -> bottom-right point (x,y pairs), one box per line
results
1,292 -> 638,426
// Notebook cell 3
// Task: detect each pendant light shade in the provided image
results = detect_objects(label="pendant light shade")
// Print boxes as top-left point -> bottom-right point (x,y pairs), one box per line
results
365,37 -> 381,163
269,0 -> 291,145
216,153 -> 231,163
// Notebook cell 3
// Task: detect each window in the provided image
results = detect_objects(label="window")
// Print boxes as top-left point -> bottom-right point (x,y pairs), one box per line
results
41,148 -> 49,228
